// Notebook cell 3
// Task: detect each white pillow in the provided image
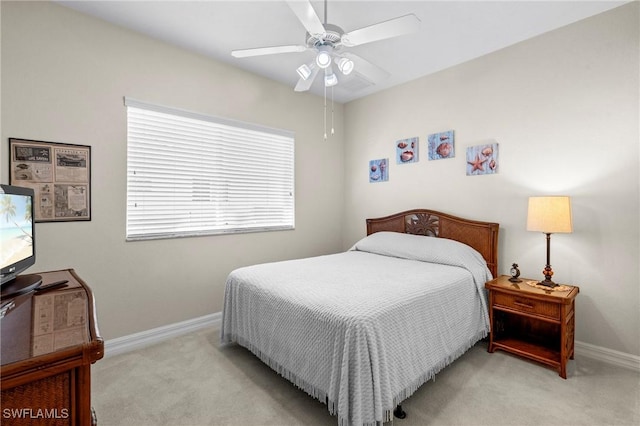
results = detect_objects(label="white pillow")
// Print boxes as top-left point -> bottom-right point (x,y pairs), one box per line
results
350,231 -> 490,277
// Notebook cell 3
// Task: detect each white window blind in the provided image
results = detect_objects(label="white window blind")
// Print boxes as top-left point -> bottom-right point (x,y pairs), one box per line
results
125,98 -> 295,241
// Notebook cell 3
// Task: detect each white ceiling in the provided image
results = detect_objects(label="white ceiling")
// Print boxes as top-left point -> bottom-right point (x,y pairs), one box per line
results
55,1 -> 626,103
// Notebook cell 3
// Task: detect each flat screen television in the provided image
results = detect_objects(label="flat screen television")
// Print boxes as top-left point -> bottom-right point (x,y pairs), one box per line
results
1,184 -> 41,298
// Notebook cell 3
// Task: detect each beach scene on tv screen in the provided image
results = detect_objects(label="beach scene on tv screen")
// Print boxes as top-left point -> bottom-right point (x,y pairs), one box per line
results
1,194 -> 34,269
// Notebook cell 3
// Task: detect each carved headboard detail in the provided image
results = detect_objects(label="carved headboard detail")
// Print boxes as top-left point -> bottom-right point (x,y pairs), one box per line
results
405,213 -> 439,236
366,209 -> 499,278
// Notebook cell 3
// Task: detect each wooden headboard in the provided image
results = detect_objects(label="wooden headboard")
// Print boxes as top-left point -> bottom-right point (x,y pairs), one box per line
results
366,209 -> 499,278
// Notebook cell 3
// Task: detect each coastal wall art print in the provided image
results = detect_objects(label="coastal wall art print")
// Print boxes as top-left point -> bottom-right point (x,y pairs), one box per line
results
466,143 -> 499,176
428,130 -> 454,160
369,158 -> 389,183
396,137 -> 419,164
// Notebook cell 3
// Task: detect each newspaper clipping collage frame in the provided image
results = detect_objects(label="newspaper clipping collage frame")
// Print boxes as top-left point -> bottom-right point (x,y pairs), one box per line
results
9,138 -> 91,222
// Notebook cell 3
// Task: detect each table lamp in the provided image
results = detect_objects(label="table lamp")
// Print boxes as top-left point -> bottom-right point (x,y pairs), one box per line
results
526,196 -> 573,288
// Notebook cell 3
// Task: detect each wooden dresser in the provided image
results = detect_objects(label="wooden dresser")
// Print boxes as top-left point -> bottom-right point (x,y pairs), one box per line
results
1,269 -> 104,425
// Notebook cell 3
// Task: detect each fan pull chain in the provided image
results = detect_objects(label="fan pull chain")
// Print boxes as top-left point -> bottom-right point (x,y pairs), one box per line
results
323,83 -> 327,141
331,85 -> 335,136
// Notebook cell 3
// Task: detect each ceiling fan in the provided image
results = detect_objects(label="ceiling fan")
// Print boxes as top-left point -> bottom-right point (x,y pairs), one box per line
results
231,0 -> 421,92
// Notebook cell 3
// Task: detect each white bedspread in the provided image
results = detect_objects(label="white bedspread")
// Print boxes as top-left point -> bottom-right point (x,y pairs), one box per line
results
221,232 -> 492,425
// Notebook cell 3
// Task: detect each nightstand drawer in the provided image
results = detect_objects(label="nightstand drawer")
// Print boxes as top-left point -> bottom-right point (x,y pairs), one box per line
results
494,292 -> 560,320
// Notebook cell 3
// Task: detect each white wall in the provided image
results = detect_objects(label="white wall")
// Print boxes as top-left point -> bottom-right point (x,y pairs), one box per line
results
1,1 -> 345,339
343,3 -> 639,356
2,1 -> 638,358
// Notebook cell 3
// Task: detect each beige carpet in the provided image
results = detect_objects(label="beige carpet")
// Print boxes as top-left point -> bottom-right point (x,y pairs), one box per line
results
92,327 -> 639,425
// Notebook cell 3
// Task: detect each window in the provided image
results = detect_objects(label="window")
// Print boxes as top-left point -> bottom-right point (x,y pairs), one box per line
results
125,98 -> 295,241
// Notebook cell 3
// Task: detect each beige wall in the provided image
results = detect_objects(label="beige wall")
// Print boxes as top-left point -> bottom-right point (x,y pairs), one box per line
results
2,1 -> 639,358
343,3 -> 639,356
1,1 -> 345,339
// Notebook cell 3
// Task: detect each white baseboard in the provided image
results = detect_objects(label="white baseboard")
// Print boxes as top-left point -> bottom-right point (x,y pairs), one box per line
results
103,313 -> 640,373
575,340 -> 640,372
104,312 -> 221,358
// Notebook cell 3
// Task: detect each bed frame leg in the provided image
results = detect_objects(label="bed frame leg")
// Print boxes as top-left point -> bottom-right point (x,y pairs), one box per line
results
393,404 -> 407,419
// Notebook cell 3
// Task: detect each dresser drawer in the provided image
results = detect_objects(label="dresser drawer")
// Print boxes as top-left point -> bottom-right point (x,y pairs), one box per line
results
493,292 -> 560,320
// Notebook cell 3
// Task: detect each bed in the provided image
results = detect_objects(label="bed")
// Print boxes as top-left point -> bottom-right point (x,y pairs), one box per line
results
221,209 -> 499,425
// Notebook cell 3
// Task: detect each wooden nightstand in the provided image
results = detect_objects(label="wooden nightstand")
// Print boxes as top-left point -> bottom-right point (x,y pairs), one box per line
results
485,275 -> 579,379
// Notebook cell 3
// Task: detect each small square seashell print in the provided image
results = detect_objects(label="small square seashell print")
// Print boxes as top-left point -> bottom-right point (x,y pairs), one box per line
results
369,158 -> 389,183
396,137 -> 419,164
466,143 -> 499,175
428,130 -> 454,160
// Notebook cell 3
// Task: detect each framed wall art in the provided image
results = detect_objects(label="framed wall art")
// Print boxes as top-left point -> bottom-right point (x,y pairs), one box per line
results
396,137 -> 419,164
9,138 -> 91,222
466,143 -> 499,176
369,158 -> 388,183
428,130 -> 455,160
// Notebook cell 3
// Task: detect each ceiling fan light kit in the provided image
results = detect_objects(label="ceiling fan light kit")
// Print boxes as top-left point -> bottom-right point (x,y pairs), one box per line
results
231,0 -> 420,138
296,64 -> 313,80
337,57 -> 354,75
315,46 -> 333,69
324,71 -> 338,87
231,0 -> 420,93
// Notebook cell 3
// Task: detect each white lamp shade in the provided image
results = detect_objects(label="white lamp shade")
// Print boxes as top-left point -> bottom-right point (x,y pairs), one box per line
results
527,196 -> 573,233
324,72 -> 338,87
337,57 -> 354,75
296,64 -> 312,80
316,51 -> 332,69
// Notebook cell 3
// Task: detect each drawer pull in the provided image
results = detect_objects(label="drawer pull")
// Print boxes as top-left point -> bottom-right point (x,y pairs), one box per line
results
514,301 -> 534,309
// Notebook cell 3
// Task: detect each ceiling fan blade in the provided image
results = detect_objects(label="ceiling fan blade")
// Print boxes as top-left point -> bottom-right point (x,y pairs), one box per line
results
286,0 -> 325,36
341,14 -> 421,47
294,66 -> 320,92
232,45 -> 307,58
342,52 -> 390,83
